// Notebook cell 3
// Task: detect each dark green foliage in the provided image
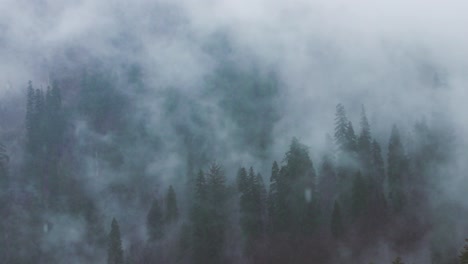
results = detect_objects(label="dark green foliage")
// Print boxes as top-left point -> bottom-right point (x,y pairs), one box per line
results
147,198 -> 164,240
371,140 -> 385,185
108,218 -> 124,264
280,138 -> 318,234
318,151 -> 337,212
165,185 -> 179,223
351,171 -> 369,220
239,167 -> 266,249
191,164 -> 227,264
387,125 -> 407,212
237,167 -> 248,194
459,239 -> 468,264
331,201 -> 344,239
358,105 -> 372,169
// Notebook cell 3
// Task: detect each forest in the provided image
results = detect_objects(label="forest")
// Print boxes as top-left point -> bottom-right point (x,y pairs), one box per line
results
0,73 -> 466,263
1,1 -> 468,264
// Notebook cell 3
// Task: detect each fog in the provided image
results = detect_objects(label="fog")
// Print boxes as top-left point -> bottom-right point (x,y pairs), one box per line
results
0,0 -> 468,263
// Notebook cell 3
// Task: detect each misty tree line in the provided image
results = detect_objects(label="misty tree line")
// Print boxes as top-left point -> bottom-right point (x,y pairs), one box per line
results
0,75 -> 465,264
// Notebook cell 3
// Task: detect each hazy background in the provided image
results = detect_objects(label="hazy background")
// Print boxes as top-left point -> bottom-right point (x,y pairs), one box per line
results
1,0 -> 468,263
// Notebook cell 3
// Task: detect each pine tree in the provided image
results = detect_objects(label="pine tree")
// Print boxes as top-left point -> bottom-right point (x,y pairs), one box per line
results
334,104 -> 349,153
237,167 -> 248,194
205,163 -> 227,263
107,218 -> 124,264
387,125 -> 407,212
165,185 -> 178,223
371,139 -> 385,185
318,152 -> 337,213
358,105 -> 372,169
191,169 -> 209,264
331,201 -> 344,239
147,197 -> 163,241
459,239 -> 468,264
267,161 -> 281,233
351,171 -> 368,220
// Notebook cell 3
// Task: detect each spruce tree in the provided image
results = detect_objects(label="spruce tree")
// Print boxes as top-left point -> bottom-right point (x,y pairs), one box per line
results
334,104 -> 349,153
331,201 -> 344,239
165,185 -> 178,223
387,125 -> 407,212
392,256 -> 404,264
358,105 -> 372,169
267,161 -> 280,233
147,197 -> 163,241
107,218 -> 124,264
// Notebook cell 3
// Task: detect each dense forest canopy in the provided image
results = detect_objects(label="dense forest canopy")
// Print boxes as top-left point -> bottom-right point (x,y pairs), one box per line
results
1,1 -> 468,264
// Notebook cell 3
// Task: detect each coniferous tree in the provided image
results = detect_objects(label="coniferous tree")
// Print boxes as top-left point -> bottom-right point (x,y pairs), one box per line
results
237,167 -> 248,195
318,152 -> 337,214
165,185 -> 178,224
331,201 -> 344,239
334,104 -> 349,153
282,138 -> 317,234
387,125 -> 407,212
108,218 -> 124,264
147,198 -> 163,241
358,105 -> 372,170
351,171 -> 369,220
191,170 -> 209,264
267,161 -> 283,233
205,163 -> 227,263
371,139 -> 385,185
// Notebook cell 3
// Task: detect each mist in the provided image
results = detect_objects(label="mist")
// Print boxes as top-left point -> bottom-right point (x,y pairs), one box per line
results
1,0 -> 468,263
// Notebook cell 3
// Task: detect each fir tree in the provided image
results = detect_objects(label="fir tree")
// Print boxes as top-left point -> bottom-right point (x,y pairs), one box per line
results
147,197 -> 163,241
331,201 -> 344,239
358,105 -> 372,169
165,185 -> 178,223
387,125 -> 407,212
334,104 -> 349,153
107,218 -> 124,264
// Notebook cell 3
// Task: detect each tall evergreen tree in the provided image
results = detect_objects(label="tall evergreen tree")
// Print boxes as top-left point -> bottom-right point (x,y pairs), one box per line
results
237,167 -> 248,195
205,163 -> 227,263
351,171 -> 369,220
147,197 -> 163,241
108,218 -> 124,264
191,169 -> 209,264
331,201 -> 344,239
165,185 -> 178,223
358,105 -> 372,169
334,104 -> 349,153
387,125 -> 407,212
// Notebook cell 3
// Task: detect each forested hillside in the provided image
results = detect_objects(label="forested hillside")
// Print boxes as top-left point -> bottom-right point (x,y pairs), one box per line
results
1,1 -> 468,263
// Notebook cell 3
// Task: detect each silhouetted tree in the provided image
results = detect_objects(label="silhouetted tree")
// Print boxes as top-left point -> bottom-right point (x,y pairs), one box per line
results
165,185 -> 178,223
331,201 -> 344,239
147,198 -> 163,240
108,218 -> 124,264
387,125 -> 407,212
